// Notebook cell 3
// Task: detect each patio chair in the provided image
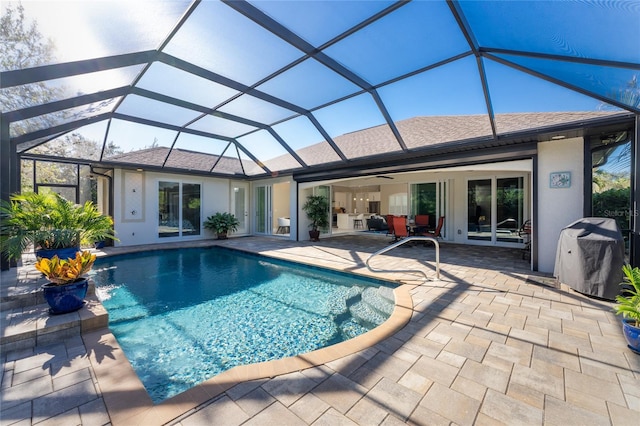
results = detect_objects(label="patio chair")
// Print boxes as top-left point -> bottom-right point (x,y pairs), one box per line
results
418,216 -> 445,239
386,215 -> 396,237
391,216 -> 410,242
276,217 -> 290,234
518,219 -> 531,260
414,214 -> 430,234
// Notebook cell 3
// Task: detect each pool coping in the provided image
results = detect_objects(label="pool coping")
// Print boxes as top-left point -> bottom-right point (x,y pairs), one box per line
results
84,243 -> 417,425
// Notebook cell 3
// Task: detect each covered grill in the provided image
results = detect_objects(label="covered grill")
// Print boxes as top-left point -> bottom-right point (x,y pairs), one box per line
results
554,217 -> 625,300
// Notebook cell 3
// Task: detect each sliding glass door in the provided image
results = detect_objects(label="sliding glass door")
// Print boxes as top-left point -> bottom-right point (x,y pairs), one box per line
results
467,179 -> 492,241
255,185 -> 271,234
467,176 -> 527,244
158,181 -> 201,238
410,181 -> 447,230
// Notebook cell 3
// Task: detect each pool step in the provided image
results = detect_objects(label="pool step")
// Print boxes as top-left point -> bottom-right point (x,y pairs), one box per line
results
0,292 -> 109,353
361,287 -> 395,316
344,286 -> 395,331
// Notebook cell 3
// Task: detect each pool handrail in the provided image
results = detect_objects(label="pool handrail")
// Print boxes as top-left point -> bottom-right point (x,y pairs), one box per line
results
365,236 -> 440,281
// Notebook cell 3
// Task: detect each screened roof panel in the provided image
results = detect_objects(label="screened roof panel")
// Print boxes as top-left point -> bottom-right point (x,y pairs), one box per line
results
460,0 -> 640,63
17,132 -> 66,154
187,115 -> 256,139
483,59 -> 614,116
172,133 -> 231,158
492,54 -> 640,110
248,0 -> 395,47
9,98 -> 120,138
3,65 -> 142,109
314,93 -> 402,159
237,130 -> 302,172
313,93 -> 391,142
7,0 -> 189,69
102,119 -> 177,164
136,63 -> 240,109
163,0 -> 304,86
164,149 -> 217,172
379,56 -> 488,120
271,116 -> 342,166
238,151 -> 266,176
211,150 -> 245,176
115,95 -> 202,127
3,0 -> 638,179
323,0 -> 470,85
25,121 -> 110,161
27,133 -> 101,161
217,94 -> 298,125
256,59 -> 360,110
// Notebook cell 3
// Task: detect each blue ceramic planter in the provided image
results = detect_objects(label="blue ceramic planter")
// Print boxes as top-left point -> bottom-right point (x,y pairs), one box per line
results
36,246 -> 80,260
42,278 -> 88,314
622,319 -> 640,354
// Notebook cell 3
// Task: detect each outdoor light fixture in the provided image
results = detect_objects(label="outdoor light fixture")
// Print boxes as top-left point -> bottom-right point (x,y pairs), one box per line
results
550,135 -> 566,140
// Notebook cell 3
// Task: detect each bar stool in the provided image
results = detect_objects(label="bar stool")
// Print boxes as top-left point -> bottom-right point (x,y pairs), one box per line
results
353,214 -> 364,229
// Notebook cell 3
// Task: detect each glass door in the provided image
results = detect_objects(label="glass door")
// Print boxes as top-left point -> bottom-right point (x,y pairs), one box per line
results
468,176 -> 526,244
231,182 -> 249,235
158,181 -> 201,238
254,185 -> 271,235
410,181 -> 447,232
496,177 -> 524,243
467,179 -> 492,241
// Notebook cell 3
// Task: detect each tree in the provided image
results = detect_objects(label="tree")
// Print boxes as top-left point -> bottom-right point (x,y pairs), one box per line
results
2,3 -> 123,196
0,3 -> 64,136
600,74 -> 640,111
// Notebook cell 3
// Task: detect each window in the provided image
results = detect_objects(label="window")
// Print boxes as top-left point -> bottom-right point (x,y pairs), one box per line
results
158,181 -> 201,238
389,193 -> 408,216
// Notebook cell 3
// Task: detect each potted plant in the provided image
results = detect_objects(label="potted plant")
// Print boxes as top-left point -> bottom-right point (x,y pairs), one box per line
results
0,192 -> 116,261
35,250 -> 96,314
615,264 -> 640,354
203,212 -> 240,240
302,194 -> 329,241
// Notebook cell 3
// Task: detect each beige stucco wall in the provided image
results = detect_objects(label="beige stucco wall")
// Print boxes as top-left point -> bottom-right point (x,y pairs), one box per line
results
536,137 -> 584,273
113,169 -> 232,246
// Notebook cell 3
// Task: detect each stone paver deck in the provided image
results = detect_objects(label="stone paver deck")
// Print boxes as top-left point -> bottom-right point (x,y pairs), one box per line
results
1,234 -> 639,425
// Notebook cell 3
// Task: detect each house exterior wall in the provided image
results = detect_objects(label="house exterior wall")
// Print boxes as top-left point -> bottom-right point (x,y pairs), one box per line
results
113,169 -> 232,246
536,137 -> 584,273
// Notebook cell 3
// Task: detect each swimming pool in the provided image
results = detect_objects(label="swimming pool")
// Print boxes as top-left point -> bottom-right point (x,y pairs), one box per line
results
91,247 -> 396,403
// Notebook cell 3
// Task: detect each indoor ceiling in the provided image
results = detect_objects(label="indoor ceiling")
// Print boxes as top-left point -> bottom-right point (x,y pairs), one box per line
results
1,0 -> 639,179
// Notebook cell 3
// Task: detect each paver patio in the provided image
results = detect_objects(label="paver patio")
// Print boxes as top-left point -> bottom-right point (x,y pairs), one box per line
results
1,234 -> 639,425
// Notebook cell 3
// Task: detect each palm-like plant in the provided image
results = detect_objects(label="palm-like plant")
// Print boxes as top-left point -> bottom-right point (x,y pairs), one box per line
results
615,264 -> 640,327
203,212 -> 240,239
302,195 -> 329,231
0,192 -> 116,260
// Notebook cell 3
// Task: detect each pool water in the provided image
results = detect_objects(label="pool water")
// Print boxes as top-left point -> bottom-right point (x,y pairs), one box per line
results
91,247 -> 395,403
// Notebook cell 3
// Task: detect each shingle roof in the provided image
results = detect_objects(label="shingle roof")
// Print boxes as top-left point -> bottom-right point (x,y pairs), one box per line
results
105,111 -> 627,175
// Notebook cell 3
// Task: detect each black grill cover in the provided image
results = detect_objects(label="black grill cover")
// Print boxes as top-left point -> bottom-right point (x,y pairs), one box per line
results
554,217 -> 625,300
